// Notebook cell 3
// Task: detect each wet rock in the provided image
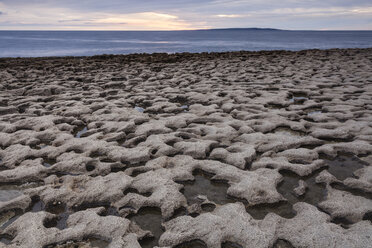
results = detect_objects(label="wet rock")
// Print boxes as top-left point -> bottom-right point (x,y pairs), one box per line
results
315,170 -> 339,185
236,132 -> 323,153
174,140 -> 218,159
2,208 -> 144,247
1,49 -> 372,247
276,202 -> 372,247
179,170 -> 233,206
252,156 -> 325,176
343,166 -> 372,193
209,143 -> 255,169
318,186 -> 372,223
160,203 -> 276,248
128,207 -> 163,248
27,172 -> 132,209
293,180 -> 307,197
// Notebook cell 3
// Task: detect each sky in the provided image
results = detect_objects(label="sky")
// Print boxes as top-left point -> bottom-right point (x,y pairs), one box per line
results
0,0 -> 371,30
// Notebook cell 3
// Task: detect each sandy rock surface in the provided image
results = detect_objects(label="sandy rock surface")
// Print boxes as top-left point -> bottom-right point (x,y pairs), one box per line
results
0,49 -> 371,247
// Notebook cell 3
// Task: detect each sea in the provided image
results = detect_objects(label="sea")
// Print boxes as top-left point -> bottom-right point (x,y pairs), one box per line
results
0,29 -> 371,57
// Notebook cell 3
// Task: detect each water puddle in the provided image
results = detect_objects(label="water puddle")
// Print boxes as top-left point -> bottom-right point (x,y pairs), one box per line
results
307,110 -> 322,116
174,240 -> 207,248
321,154 -> 367,181
30,142 -> 49,150
246,201 -> 295,219
74,126 -> 88,138
264,87 -> 280,92
55,172 -> 82,178
134,106 -> 145,113
363,211 -> 372,222
0,161 -> 7,172
169,96 -> 189,105
43,237 -> 110,248
98,206 -> 120,217
43,202 -> 69,230
43,157 -> 56,168
178,170 -> 234,206
0,209 -> 23,229
222,241 -> 243,248
17,104 -> 28,114
177,169 -> 307,220
273,239 -> 295,248
65,147 -> 85,154
181,105 -> 189,111
277,169 -> 327,207
0,185 -> 23,202
121,162 -> 147,176
128,207 -> 163,248
100,157 -> 115,163
123,188 -> 152,197
330,182 -> 372,200
246,168 -> 327,219
88,237 -> 111,248
122,135 -> 147,148
331,216 -> 353,229
30,197 -> 45,212
72,201 -> 110,212
272,127 -> 306,136
265,103 -> 283,109
200,203 -> 216,212
169,96 -> 190,112
0,211 -> 16,228
0,234 -> 13,245
289,96 -> 308,104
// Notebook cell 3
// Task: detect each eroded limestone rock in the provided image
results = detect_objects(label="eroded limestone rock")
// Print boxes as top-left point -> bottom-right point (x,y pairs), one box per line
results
1,49 -> 371,247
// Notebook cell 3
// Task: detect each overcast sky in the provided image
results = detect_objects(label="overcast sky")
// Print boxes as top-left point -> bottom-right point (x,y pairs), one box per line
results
0,0 -> 371,30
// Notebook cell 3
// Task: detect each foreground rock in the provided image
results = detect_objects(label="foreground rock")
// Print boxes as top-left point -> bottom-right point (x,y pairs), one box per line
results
0,49 -> 371,247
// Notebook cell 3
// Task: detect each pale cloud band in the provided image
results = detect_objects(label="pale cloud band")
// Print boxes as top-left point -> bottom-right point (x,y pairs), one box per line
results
0,0 -> 371,30
0,2 -> 199,30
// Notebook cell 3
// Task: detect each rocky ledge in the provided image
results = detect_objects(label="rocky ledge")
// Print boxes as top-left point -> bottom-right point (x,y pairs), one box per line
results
0,49 -> 371,248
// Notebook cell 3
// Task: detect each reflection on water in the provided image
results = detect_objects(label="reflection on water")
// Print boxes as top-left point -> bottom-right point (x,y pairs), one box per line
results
321,154 -> 367,181
0,185 -> 22,202
128,207 -> 163,248
178,170 -> 233,206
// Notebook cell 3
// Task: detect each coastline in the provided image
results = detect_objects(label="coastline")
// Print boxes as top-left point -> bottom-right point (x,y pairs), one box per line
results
0,47 -> 371,247
1,47 -> 371,63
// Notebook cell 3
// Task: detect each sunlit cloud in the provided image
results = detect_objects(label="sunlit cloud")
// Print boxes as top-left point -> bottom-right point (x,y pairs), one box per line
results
88,12 -> 190,30
0,2 -> 202,30
350,7 -> 372,13
266,7 -> 372,16
0,4 -> 196,30
215,14 -> 242,18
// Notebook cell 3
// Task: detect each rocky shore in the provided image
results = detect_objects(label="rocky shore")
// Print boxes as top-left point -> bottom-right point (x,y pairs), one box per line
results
0,48 -> 371,248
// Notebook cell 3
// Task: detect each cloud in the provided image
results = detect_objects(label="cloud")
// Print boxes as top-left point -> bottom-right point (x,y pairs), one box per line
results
86,12 -> 192,30
215,14 -> 242,18
0,0 -> 371,30
266,7 -> 372,16
0,2 -> 200,30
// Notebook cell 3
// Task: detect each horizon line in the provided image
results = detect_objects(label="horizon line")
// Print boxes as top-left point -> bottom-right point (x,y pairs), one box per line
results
0,27 -> 372,32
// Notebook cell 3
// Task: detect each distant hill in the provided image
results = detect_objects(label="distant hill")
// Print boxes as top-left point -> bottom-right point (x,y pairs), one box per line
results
196,28 -> 283,31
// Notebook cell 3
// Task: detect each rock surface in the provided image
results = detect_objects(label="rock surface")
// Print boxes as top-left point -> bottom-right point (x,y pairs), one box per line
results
0,49 -> 371,247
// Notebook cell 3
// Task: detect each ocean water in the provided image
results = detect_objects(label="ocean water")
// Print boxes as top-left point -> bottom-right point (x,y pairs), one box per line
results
0,29 -> 371,57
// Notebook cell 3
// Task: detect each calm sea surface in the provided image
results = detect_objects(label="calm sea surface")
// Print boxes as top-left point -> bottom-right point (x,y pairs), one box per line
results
0,30 -> 371,57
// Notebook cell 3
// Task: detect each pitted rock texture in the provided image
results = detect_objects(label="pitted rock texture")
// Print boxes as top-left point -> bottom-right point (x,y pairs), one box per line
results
0,49 -> 372,248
